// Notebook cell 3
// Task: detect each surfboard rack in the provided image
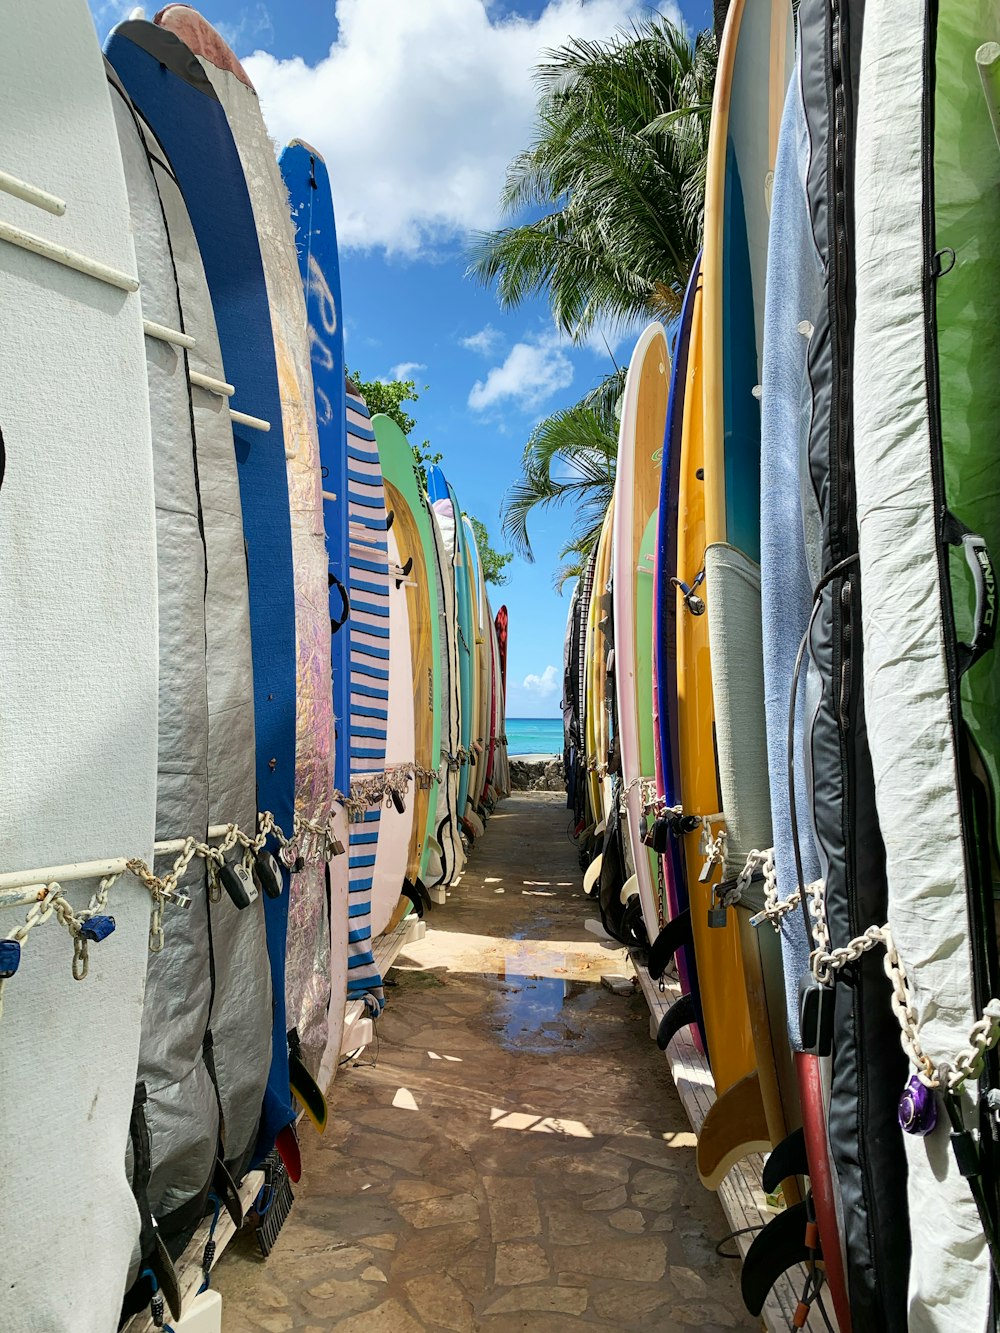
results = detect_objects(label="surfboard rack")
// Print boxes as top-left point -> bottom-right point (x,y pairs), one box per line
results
0,216 -> 138,291
0,824 -> 236,909
228,407 -> 270,433
143,318 -> 196,350
189,369 -> 234,397
0,168 -> 66,215
628,949 -> 839,1332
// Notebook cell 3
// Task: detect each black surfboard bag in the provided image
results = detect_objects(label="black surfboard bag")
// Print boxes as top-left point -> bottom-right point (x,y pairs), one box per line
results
798,0 -> 909,1325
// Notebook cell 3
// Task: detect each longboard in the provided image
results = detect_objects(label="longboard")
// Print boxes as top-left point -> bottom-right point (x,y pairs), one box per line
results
612,324 -> 670,943
279,140 -> 351,1093
156,4 -> 336,1084
428,497 -> 466,881
0,5 -> 158,1326
374,415 -> 443,884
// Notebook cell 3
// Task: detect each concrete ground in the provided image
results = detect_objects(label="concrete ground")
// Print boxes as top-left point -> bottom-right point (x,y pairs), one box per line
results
214,793 -> 752,1331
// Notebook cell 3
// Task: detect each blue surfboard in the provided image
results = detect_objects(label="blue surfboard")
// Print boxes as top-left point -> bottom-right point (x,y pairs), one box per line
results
279,141 -> 350,878
107,19 -> 298,1161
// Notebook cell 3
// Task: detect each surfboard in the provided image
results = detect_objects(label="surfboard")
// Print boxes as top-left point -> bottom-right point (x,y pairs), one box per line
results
370,505 -> 415,935
464,514 -> 489,829
155,4 -> 336,1088
651,256 -> 701,1029
612,324 -> 670,944
374,415 -> 443,885
429,469 -> 475,835
107,11 -> 299,1169
754,37 -> 849,1328
428,496 -> 466,883
494,607 -> 511,799
0,6 -> 158,1326
344,384 -> 389,1011
279,140 -> 351,1093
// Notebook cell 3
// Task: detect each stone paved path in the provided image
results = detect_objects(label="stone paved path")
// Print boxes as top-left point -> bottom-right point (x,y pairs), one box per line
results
215,793 -> 753,1331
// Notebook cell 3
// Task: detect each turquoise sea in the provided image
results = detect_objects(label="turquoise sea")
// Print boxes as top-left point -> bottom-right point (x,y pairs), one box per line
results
507,717 -> 563,756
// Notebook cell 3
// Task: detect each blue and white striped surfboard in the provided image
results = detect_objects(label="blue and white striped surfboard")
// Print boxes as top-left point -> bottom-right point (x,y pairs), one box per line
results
346,386 -> 388,1011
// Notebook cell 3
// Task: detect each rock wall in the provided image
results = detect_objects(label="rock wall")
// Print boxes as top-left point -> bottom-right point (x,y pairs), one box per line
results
508,758 -> 565,792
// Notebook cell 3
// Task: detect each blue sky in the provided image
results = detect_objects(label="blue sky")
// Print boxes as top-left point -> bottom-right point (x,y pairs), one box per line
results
90,0 -> 712,716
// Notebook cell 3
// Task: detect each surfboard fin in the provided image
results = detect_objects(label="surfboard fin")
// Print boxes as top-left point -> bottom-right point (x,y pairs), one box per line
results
740,1199 -> 818,1316
648,910 -> 692,980
696,1070 -> 772,1189
761,1126 -> 807,1195
287,1029 -> 327,1132
402,877 -> 433,917
656,991 -> 696,1050
275,1123 -> 302,1183
620,893 -> 648,949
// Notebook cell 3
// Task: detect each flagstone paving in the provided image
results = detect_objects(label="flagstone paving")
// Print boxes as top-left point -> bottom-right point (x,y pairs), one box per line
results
214,792 -> 753,1331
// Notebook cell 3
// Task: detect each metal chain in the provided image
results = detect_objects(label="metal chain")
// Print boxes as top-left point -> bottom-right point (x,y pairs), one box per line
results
792,878 -> 1000,1093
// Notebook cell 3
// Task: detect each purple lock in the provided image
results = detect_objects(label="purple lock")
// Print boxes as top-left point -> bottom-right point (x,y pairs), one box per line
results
898,1074 -> 938,1136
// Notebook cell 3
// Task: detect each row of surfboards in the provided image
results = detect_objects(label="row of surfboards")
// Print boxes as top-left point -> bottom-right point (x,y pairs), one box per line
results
564,1 -> 1000,1330
0,4 -> 509,1330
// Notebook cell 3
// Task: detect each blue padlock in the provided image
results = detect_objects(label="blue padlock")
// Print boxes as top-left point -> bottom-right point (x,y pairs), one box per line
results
0,939 -> 21,978
79,914 -> 116,943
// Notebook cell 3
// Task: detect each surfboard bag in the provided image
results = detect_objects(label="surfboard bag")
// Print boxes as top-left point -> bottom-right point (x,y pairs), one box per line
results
797,1 -> 910,1325
427,493 -> 465,886
851,2 -> 1000,1325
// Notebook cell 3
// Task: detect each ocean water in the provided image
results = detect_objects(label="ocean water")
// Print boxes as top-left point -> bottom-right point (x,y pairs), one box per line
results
507,716 -> 563,756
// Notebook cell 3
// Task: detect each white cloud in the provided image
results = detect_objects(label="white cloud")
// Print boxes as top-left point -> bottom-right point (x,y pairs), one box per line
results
468,332 -> 573,412
521,664 -> 560,698
388,361 -> 427,381
243,0 -> 675,254
461,324 -> 503,356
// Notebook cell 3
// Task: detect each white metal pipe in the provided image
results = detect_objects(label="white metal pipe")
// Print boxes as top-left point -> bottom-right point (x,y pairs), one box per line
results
189,369 -> 235,397
977,43 -> 1000,153
0,218 -> 138,291
143,318 -> 195,350
0,169 -> 66,216
0,824 -> 236,903
229,408 -> 270,432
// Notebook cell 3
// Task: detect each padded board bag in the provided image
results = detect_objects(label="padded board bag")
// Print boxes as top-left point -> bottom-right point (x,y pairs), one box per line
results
107,15 -> 299,1162
797,0 -> 910,1325
853,1 -> 1000,1327
0,3 -> 158,1326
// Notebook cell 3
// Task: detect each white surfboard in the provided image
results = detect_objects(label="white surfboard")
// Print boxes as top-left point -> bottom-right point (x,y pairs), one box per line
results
370,523 -> 416,935
0,3 -> 158,1326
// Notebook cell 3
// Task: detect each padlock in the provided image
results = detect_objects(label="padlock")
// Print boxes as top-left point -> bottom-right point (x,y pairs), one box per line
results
0,938 -> 21,978
330,837 -> 346,857
707,888 -> 727,928
219,862 -> 257,910
799,971 -> 834,1056
643,815 -> 671,853
79,914 -> 116,943
698,857 -> 716,884
293,854 -> 305,873
253,849 -> 283,900
391,788 -> 406,814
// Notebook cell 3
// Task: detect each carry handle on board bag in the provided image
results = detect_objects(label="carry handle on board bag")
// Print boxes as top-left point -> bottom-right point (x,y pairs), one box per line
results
943,512 -> 997,676
329,572 -> 351,633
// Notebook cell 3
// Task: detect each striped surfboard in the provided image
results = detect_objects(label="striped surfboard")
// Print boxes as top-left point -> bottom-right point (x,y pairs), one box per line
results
346,386 -> 389,1010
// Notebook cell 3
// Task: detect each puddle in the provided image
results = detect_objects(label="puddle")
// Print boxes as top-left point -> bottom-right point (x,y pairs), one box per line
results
484,951 -> 604,1053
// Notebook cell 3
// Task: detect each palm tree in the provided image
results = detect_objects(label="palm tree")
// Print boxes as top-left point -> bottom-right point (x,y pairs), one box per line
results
502,369 -> 623,586
467,15 -> 717,339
